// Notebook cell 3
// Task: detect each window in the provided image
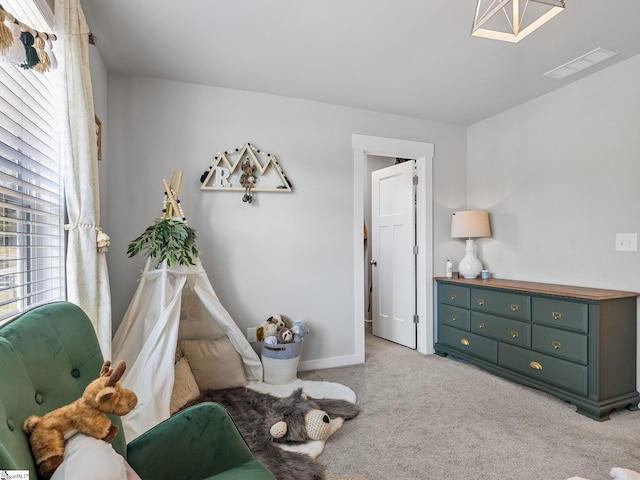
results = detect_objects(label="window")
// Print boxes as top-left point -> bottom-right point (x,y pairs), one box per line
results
0,0 -> 63,323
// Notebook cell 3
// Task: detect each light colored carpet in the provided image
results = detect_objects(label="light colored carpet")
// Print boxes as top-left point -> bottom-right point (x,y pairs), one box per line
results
299,333 -> 640,480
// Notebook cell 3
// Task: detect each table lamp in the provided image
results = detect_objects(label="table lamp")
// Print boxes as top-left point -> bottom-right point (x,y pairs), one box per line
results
450,210 -> 491,279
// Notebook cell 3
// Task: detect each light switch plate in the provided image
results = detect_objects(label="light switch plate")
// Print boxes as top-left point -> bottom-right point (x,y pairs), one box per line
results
615,233 -> 637,252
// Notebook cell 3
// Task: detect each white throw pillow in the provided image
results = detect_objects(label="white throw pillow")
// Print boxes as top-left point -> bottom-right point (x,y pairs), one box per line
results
51,433 -> 140,480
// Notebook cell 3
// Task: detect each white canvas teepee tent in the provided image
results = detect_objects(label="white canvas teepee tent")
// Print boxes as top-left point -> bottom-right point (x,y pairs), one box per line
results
112,173 -> 263,441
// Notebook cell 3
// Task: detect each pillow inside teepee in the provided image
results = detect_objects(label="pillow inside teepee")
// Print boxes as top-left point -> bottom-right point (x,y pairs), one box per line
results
180,337 -> 248,390
170,356 -> 201,414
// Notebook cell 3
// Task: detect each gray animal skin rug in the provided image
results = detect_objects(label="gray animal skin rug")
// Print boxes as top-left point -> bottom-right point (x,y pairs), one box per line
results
248,379 -> 357,457
183,380 -> 359,480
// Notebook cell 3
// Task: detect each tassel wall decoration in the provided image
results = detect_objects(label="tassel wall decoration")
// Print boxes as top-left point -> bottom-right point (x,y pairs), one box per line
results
20,31 -> 39,70
44,37 -> 56,69
33,34 -> 50,72
0,5 -> 57,73
4,22 -> 25,65
0,10 -> 13,53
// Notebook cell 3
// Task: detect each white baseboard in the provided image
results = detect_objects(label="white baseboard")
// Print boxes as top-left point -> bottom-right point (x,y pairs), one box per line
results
298,353 -> 363,372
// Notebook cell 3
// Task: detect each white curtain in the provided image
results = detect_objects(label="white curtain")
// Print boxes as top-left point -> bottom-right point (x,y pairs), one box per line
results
55,0 -> 112,360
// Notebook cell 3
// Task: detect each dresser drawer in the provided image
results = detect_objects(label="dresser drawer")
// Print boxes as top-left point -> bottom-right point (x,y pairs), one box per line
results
499,343 -> 588,396
532,297 -> 588,333
471,311 -> 531,348
532,325 -> 587,365
439,304 -> 470,330
439,324 -> 497,363
439,283 -> 470,308
471,289 -> 531,321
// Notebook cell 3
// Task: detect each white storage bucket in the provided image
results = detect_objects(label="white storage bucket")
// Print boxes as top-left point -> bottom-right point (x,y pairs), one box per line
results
261,341 -> 303,385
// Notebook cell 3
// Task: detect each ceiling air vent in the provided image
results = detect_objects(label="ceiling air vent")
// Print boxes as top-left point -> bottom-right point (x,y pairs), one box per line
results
544,47 -> 618,80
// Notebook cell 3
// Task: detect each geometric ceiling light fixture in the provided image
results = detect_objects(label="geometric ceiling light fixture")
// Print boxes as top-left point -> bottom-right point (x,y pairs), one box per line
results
472,0 -> 565,43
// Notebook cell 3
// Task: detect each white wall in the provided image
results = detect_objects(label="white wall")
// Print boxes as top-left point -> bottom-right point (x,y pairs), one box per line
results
467,54 -> 640,378
467,54 -> 640,290
105,75 -> 466,369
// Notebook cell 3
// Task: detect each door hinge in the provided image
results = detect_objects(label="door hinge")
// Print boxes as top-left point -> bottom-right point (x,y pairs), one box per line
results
413,175 -> 418,185
413,314 -> 419,324
413,245 -> 419,255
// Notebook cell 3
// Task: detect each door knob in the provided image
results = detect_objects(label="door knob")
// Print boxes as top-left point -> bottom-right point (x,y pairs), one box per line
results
370,259 -> 377,266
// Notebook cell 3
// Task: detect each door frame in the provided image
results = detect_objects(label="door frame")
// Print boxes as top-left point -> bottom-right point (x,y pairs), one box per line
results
352,134 -> 434,362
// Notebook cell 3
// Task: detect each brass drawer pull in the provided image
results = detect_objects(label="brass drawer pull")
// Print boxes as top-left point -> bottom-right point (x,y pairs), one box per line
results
552,341 -> 561,349
477,322 -> 485,329
460,338 -> 470,346
552,311 -> 562,320
529,361 -> 543,371
477,299 -> 485,306
511,304 -> 519,312
451,315 -> 457,321
511,331 -> 519,338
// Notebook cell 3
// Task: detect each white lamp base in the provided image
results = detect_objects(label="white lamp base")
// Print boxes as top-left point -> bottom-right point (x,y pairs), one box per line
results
458,239 -> 483,279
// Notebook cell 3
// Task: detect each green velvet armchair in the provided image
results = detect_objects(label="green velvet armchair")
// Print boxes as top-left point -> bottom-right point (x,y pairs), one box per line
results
0,301 -> 275,479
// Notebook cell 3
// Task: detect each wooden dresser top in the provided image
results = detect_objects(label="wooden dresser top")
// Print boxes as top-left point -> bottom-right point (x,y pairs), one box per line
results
435,277 -> 639,301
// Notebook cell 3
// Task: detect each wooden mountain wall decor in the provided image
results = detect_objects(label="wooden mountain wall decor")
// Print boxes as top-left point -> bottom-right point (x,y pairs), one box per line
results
200,143 -> 292,193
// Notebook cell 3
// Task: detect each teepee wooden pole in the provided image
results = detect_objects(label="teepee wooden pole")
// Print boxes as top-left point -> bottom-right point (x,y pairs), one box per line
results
170,171 -> 177,192
174,171 -> 183,199
162,171 -> 184,219
162,178 -> 177,218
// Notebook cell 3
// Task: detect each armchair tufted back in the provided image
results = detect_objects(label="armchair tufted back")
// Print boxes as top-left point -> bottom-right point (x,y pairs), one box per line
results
0,302 -> 126,478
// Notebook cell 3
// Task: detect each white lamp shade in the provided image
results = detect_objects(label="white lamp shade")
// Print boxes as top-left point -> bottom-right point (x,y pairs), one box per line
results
451,210 -> 491,239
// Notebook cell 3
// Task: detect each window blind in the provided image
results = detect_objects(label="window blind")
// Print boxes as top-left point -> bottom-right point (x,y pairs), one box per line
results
0,0 -> 63,323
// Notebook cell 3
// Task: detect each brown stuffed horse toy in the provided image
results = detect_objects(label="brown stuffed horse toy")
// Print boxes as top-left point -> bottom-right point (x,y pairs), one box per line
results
22,360 -> 138,479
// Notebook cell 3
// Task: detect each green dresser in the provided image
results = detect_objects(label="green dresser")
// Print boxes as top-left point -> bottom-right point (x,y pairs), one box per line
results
434,277 -> 639,420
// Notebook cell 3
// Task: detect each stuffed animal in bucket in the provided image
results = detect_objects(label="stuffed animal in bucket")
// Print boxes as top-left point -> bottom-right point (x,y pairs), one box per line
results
277,328 -> 295,344
256,314 -> 293,342
22,360 -> 138,479
291,321 -> 310,342
256,317 -> 280,342
270,314 -> 291,331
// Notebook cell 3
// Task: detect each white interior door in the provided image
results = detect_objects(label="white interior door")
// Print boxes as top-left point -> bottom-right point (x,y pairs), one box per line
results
371,161 -> 416,348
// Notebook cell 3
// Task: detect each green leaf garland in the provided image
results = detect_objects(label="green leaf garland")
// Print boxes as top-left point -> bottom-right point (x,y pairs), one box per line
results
127,217 -> 199,266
